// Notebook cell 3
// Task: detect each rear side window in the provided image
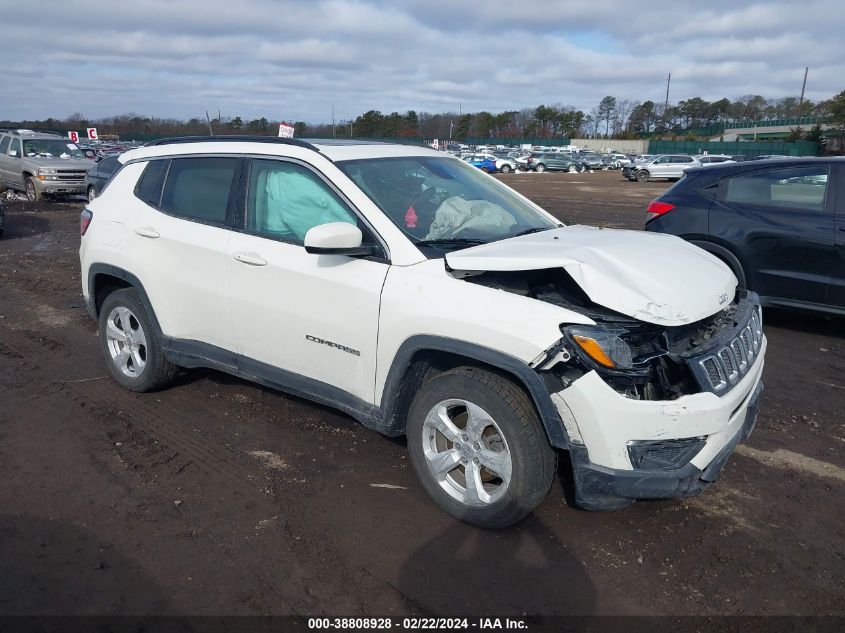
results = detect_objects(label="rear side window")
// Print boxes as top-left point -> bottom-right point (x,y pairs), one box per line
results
160,157 -> 240,224
723,166 -> 829,211
135,160 -> 168,208
0,136 -> 9,154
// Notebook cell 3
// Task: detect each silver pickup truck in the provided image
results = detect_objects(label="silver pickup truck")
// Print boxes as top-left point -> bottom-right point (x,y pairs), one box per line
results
0,130 -> 92,201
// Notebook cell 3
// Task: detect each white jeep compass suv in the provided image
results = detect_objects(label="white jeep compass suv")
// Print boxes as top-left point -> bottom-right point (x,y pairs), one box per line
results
79,136 -> 766,528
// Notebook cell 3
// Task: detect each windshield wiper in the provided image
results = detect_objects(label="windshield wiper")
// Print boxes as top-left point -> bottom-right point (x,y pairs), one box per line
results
512,226 -> 558,238
414,238 -> 487,247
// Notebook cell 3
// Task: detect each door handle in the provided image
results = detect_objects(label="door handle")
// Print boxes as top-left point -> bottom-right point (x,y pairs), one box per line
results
134,226 -> 160,238
233,251 -> 268,266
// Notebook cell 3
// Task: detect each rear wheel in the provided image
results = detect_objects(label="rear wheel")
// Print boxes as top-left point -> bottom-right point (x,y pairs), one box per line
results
98,288 -> 176,392
87,186 -> 97,202
499,164 -> 512,173
406,367 -> 556,529
636,169 -> 650,183
481,166 -> 490,173
567,165 -> 578,173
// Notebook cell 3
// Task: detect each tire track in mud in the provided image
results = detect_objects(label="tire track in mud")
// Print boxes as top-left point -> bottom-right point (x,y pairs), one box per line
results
0,318 -> 262,497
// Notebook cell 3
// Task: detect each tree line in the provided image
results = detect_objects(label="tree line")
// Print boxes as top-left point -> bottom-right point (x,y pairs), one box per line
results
2,90 -> 843,142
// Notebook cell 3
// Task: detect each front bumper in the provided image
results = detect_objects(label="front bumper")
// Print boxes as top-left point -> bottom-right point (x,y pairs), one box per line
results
551,334 -> 766,510
569,380 -> 762,510
34,178 -> 85,195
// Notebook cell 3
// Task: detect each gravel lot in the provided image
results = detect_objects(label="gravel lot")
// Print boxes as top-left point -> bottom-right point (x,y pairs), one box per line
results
0,170 -> 843,616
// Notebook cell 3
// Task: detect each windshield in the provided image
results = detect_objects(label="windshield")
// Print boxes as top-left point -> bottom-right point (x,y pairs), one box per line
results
337,156 -> 558,251
23,139 -> 84,159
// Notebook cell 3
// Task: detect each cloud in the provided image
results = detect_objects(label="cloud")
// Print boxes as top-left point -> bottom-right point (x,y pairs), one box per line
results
2,0 -> 842,122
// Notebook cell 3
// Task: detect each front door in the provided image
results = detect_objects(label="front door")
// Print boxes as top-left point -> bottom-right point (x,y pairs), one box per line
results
226,157 -> 389,404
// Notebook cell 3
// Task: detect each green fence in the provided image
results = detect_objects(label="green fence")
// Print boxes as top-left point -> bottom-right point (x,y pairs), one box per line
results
647,139 -> 819,157
724,116 -> 827,130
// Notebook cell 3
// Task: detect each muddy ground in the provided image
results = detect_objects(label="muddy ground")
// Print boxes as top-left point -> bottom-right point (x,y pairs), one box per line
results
0,170 -> 842,617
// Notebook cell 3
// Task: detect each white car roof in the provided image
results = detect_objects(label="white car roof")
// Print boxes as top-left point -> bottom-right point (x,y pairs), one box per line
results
119,138 -> 443,164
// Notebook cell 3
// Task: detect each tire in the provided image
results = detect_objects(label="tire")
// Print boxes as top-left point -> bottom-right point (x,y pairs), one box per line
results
87,186 -> 97,202
499,164 -> 512,173
406,366 -> 557,529
98,288 -> 177,392
636,170 -> 650,183
535,163 -> 546,173
481,167 -> 490,173
26,177 -> 41,202
567,165 -> 578,173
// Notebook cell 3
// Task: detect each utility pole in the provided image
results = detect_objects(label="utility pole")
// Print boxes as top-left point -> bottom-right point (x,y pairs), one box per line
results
332,105 -> 336,138
205,110 -> 213,135
799,67 -> 809,111
664,73 -> 671,114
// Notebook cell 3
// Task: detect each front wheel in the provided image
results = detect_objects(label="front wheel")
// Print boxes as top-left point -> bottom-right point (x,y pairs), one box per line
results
26,178 -> 41,202
499,164 -> 512,173
636,169 -> 650,183
567,165 -> 578,173
535,163 -> 546,173
99,288 -> 176,392
406,367 -> 557,529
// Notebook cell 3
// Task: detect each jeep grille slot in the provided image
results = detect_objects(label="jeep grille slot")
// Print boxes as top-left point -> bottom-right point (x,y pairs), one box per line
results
691,305 -> 763,394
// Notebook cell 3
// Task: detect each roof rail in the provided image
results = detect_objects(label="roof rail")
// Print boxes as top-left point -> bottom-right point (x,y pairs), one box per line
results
144,135 -> 318,151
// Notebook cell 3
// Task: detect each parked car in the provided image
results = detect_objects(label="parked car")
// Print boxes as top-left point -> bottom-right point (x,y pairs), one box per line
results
0,130 -> 91,201
622,155 -> 657,180
529,153 -> 585,173
645,157 -> 844,315
694,155 -> 735,166
628,155 -> 702,182
80,135 -> 765,528
84,155 -> 122,201
609,153 -> 632,168
464,154 -> 498,173
579,153 -> 605,170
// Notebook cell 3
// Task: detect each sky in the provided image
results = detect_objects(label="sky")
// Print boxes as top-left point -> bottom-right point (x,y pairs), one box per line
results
2,0 -> 843,124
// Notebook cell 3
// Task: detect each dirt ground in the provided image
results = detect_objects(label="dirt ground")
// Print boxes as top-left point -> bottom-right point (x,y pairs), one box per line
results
0,170 -> 843,617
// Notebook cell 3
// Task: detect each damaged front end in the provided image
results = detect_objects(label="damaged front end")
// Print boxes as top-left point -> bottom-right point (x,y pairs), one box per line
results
466,268 -> 761,404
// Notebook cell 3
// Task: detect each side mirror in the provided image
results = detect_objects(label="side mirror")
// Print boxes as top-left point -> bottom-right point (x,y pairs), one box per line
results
304,222 -> 374,256
8,150 -> 18,158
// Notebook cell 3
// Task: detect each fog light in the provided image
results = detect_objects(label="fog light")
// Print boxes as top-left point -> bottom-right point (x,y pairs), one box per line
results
627,438 -> 706,470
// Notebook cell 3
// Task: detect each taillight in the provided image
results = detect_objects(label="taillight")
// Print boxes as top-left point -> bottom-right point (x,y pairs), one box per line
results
645,200 -> 675,222
80,209 -> 93,236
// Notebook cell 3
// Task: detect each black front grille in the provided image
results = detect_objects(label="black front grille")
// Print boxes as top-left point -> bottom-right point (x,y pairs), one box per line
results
688,300 -> 763,394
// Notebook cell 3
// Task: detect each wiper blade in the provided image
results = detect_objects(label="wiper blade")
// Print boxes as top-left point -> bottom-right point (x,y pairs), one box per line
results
414,238 -> 487,247
512,227 -> 552,237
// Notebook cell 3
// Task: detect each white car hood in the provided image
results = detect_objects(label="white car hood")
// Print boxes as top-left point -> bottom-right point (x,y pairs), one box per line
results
444,226 -> 737,326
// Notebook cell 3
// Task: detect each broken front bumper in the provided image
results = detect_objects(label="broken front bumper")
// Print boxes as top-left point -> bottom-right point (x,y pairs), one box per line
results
552,337 -> 766,510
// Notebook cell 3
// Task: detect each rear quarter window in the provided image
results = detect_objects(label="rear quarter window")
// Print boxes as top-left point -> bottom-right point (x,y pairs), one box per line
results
134,160 -> 169,208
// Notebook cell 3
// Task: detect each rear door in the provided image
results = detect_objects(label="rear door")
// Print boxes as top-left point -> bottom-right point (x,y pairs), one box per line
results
710,163 -> 835,305
121,156 -> 241,356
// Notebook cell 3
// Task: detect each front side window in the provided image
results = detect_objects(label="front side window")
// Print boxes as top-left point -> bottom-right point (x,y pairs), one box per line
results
22,139 -> 84,158
337,156 -> 558,251
723,166 -> 829,211
160,157 -> 239,224
246,159 -> 357,243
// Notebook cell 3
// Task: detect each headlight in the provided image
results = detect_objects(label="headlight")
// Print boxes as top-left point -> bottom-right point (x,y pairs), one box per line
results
38,168 -> 57,175
564,325 -> 634,370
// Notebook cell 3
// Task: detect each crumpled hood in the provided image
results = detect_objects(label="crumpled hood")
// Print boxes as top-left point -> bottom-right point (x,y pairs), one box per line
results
444,225 -> 737,325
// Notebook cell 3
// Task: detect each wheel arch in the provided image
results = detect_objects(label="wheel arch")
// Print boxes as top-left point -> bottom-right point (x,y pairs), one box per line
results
687,239 -> 747,290
378,336 -> 570,449
87,264 -> 163,334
